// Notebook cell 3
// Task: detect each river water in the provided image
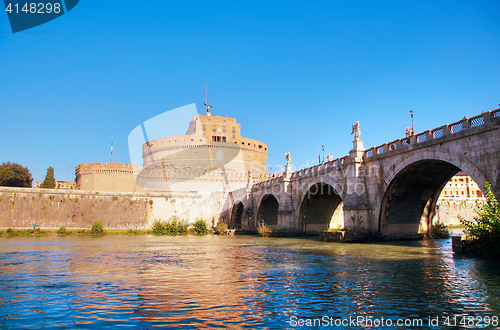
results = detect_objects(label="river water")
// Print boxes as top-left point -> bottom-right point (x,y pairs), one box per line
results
0,234 -> 499,329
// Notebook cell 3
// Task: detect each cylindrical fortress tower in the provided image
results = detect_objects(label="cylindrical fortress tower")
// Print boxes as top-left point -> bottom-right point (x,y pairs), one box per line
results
138,114 -> 268,192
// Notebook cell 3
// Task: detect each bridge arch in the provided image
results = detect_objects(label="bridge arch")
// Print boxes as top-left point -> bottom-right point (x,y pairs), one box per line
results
256,194 -> 279,228
297,176 -> 346,203
229,201 -> 244,229
298,181 -> 343,233
379,148 -> 487,235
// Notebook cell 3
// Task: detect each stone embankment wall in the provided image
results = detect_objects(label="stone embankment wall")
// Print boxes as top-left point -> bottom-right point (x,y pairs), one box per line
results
435,199 -> 480,225
0,187 -> 227,230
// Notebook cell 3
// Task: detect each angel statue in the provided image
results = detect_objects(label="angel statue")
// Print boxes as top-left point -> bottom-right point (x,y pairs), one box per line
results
285,152 -> 292,165
351,121 -> 361,140
204,102 -> 212,115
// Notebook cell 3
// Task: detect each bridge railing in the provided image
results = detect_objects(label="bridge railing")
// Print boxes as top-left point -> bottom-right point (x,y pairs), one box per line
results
364,108 -> 500,158
252,154 -> 353,188
251,108 -> 499,189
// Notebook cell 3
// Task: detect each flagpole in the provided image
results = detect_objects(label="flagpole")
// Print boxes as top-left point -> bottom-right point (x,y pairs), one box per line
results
111,138 -> 113,162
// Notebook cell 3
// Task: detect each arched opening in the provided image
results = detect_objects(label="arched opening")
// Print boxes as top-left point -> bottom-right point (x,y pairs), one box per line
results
230,202 -> 244,229
299,183 -> 343,233
379,160 -> 461,235
257,194 -> 279,228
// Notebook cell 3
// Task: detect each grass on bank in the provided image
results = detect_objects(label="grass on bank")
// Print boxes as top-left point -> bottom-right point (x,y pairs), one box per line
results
0,227 -> 154,237
1,228 -> 52,236
0,218 -> 216,237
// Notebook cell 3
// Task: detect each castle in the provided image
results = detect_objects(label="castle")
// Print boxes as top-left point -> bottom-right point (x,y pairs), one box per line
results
76,110 -> 268,193
74,108 -> 268,225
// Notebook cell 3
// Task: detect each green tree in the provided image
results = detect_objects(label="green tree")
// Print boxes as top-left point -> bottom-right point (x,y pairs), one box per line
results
40,167 -> 55,189
459,182 -> 500,258
0,162 -> 33,187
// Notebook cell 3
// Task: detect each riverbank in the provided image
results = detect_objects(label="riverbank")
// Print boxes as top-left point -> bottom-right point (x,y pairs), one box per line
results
0,228 -> 153,237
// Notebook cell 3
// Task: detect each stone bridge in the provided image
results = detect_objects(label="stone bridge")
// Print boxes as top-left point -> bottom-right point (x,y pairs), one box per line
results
226,107 -> 500,236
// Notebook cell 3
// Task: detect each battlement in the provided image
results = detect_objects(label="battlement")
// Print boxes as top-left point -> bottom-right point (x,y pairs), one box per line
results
76,162 -> 141,173
144,113 -> 267,157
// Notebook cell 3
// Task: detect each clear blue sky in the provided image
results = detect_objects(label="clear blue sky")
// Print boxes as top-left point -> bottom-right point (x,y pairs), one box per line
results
1,0 -> 499,183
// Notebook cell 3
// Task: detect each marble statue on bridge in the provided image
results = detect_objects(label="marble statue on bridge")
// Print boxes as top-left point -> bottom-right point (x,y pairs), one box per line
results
351,121 -> 361,140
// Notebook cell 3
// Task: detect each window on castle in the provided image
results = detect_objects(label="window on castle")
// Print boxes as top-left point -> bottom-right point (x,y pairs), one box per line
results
211,136 -> 227,143
232,127 -> 235,133
202,125 -> 206,130
223,126 -> 226,132
213,125 -> 216,131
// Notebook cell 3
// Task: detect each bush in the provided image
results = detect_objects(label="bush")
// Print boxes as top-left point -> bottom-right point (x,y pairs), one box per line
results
152,220 -> 167,235
459,182 -> 500,258
257,219 -> 271,237
151,218 -> 189,236
432,222 -> 449,239
193,219 -> 208,235
90,220 -> 104,235
177,219 -> 189,235
216,222 -> 229,235
6,228 -> 19,236
57,226 -> 69,235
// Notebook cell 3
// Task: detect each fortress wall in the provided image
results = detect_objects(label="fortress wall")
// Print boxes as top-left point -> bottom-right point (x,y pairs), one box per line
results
76,162 -> 143,192
435,199 -> 481,226
0,187 -> 228,230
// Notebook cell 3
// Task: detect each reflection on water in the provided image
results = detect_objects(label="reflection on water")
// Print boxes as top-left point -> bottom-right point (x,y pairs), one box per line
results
0,235 -> 499,329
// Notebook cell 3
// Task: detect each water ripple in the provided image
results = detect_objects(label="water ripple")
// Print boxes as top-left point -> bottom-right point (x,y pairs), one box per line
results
0,236 -> 499,329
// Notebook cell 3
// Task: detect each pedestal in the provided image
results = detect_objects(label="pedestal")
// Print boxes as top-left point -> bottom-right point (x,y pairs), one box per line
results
349,139 -> 365,160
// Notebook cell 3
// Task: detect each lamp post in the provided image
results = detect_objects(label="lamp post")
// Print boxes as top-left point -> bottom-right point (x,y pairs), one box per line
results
322,145 -> 325,163
410,109 -> 414,135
